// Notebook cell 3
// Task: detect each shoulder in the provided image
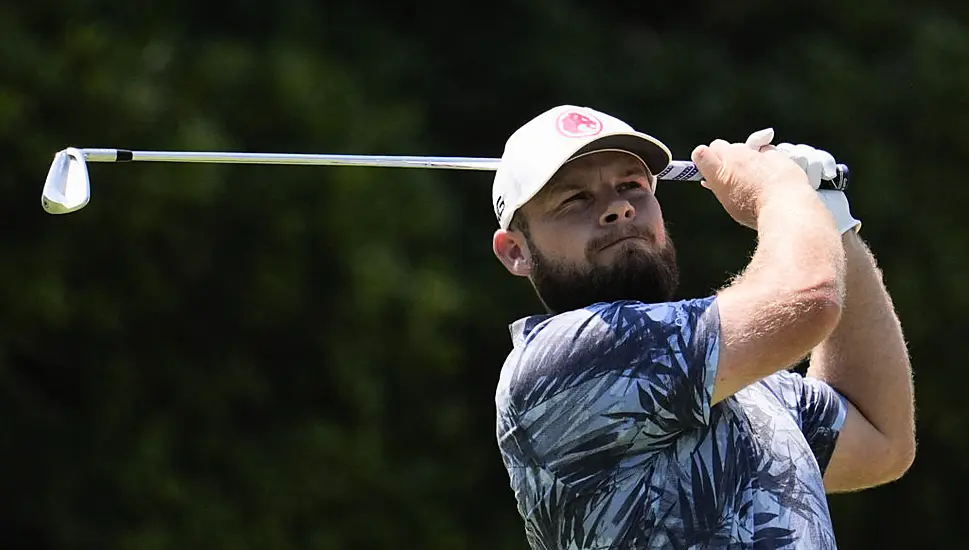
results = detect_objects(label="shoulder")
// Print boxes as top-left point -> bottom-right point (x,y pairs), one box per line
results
498,298 -> 719,402
519,297 -> 719,348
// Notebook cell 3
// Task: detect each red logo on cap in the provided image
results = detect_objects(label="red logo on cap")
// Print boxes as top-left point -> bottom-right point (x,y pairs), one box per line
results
556,110 -> 602,138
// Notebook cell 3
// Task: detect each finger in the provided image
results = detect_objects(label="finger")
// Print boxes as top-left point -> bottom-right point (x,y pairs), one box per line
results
778,143 -> 821,189
777,142 -> 809,171
794,144 -> 824,189
816,149 -> 838,180
745,128 -> 775,149
804,156 -> 823,189
692,144 -> 723,185
709,139 -> 731,154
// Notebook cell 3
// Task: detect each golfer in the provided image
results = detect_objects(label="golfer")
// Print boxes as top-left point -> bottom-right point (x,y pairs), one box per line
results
491,105 -> 916,549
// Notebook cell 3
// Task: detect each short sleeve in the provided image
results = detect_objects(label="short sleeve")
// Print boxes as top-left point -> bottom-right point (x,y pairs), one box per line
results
758,370 -> 849,474
496,297 -> 721,480
797,375 -> 849,473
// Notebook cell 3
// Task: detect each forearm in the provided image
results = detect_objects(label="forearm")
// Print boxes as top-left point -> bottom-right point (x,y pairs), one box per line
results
735,184 -> 847,324
711,184 -> 846,403
752,185 -> 847,295
807,232 -> 915,458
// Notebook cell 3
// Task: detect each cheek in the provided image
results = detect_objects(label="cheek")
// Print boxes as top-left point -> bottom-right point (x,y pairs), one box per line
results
642,197 -> 665,233
633,195 -> 663,226
530,223 -> 591,264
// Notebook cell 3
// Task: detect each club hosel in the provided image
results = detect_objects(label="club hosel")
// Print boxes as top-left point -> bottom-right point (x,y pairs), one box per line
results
77,148 -> 132,163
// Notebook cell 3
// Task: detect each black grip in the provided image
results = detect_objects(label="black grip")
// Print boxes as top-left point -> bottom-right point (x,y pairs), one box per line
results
820,164 -> 849,191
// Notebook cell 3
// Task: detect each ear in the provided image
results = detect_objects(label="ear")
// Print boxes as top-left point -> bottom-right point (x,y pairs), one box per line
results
493,229 -> 532,277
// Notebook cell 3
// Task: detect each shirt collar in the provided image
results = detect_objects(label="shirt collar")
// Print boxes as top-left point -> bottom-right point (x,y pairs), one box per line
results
509,314 -> 553,348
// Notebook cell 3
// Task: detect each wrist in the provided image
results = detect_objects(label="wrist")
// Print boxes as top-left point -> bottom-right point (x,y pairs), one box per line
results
818,190 -> 861,234
841,229 -> 870,259
757,180 -> 824,215
756,184 -> 834,233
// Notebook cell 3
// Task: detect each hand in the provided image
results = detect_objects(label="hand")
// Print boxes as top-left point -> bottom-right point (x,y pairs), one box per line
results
768,137 -> 862,234
691,132 -> 812,229
774,142 -> 838,190
818,190 -> 862,234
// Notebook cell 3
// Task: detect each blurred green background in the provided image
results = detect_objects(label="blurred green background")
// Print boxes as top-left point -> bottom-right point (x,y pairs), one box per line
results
2,1 -> 966,548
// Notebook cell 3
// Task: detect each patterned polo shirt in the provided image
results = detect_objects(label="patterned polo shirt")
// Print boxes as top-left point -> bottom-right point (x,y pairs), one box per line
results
495,298 -> 848,549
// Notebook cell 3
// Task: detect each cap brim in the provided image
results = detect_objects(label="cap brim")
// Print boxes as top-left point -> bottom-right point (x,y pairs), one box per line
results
568,132 -> 672,177
498,130 -> 673,230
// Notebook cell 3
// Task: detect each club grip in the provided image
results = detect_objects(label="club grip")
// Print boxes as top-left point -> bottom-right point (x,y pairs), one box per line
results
656,161 -> 850,191
823,164 -> 849,191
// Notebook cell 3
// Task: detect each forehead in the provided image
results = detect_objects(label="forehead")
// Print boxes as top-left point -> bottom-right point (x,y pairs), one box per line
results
543,151 -> 649,193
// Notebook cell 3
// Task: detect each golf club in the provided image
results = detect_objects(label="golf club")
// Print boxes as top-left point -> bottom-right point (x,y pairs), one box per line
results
40,147 -> 850,214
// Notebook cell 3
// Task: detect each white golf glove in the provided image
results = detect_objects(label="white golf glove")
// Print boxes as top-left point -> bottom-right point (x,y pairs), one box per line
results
816,188 -> 861,234
745,128 -> 861,234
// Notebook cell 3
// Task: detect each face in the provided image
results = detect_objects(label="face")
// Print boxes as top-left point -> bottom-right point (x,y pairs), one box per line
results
493,151 -> 679,314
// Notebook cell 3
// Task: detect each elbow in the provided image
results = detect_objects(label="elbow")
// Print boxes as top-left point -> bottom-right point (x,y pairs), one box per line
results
890,436 -> 917,481
806,262 -> 845,311
793,274 -> 845,340
875,433 -> 917,486
808,278 -> 844,322
794,244 -> 847,325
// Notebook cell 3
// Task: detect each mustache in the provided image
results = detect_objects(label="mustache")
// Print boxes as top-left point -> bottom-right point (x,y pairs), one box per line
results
530,231 -> 680,314
586,226 -> 657,254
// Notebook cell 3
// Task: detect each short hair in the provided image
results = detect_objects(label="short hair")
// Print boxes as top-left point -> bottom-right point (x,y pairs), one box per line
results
509,210 -> 530,238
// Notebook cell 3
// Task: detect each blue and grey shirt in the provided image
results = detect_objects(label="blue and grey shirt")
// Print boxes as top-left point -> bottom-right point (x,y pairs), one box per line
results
495,297 -> 848,549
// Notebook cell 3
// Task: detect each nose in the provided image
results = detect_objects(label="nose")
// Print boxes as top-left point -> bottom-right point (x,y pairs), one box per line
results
599,197 -> 635,226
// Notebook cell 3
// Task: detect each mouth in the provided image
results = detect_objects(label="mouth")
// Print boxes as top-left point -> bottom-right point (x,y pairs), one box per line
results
600,235 -> 649,251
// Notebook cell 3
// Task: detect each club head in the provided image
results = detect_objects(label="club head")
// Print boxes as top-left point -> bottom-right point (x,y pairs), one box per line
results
42,147 -> 90,214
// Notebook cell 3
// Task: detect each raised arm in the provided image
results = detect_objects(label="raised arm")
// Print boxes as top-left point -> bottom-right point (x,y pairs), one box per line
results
690,137 -> 847,404
808,229 -> 916,491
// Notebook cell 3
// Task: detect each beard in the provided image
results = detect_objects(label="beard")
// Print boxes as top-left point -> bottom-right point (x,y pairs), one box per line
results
527,228 -> 680,315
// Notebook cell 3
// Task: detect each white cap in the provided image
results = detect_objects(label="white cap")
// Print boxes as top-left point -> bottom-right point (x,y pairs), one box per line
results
492,105 -> 672,229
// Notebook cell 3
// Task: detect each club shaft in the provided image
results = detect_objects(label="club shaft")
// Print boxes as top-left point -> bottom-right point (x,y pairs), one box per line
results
74,148 -> 849,187
80,148 -> 502,171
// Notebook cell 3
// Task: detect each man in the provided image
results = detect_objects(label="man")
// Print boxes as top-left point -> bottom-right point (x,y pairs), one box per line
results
491,105 -> 916,549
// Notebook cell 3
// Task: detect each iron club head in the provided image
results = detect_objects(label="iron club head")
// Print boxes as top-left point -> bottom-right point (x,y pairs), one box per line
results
42,147 -> 91,214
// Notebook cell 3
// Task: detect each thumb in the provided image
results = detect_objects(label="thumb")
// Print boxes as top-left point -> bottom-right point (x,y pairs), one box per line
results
745,127 -> 775,150
692,144 -> 723,187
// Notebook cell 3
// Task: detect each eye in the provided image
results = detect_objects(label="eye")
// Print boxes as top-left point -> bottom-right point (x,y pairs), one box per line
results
618,180 -> 645,191
561,192 -> 588,205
